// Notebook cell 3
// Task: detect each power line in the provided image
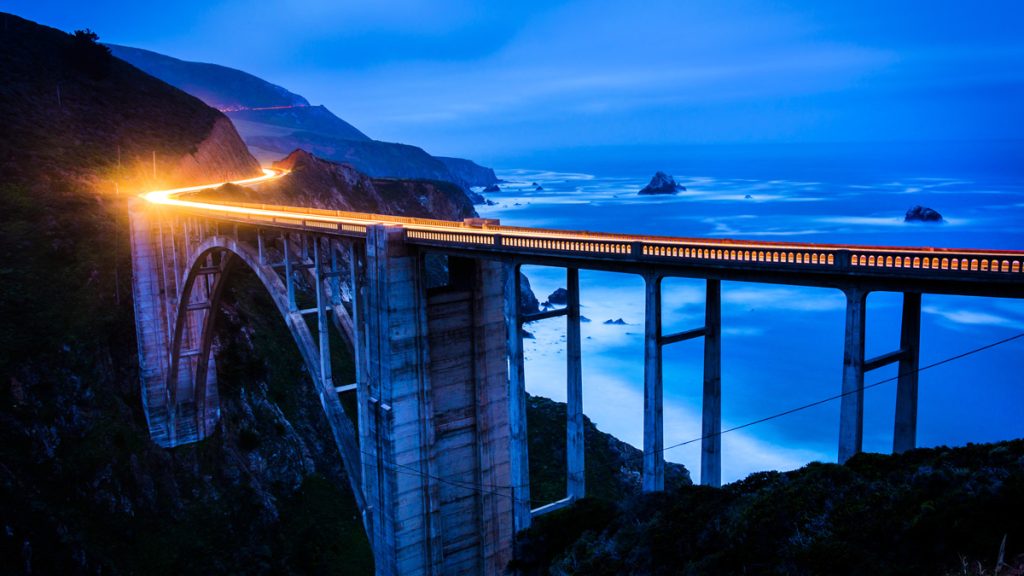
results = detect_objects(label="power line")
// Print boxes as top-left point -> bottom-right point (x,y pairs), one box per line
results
655,330 -> 1024,457
351,330 -> 1024,504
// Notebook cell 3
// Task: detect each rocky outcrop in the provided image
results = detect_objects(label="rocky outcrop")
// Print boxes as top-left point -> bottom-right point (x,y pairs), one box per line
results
638,171 -> 685,195
520,273 -> 542,315
484,184 -> 501,193
547,288 -> 569,305
905,205 -> 944,223
196,149 -> 478,221
172,116 -> 261,185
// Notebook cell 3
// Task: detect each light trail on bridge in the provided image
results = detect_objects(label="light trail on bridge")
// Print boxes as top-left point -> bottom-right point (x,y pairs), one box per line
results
140,167 -> 1024,283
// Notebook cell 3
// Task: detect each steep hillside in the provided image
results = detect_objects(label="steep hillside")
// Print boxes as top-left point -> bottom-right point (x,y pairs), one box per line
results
108,43 -> 499,194
0,14 -> 371,574
0,16 -> 259,190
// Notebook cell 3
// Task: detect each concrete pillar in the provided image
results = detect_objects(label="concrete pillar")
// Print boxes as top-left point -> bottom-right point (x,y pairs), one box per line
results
283,234 -> 297,312
425,258 -> 512,574
504,262 -> 532,531
701,279 -> 722,488
313,237 -> 334,392
643,274 -> 664,492
893,292 -> 922,453
566,268 -> 585,501
362,224 -> 431,575
839,287 -> 867,463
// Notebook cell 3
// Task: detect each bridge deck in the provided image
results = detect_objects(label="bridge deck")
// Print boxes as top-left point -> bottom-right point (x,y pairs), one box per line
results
150,191 -> 1024,298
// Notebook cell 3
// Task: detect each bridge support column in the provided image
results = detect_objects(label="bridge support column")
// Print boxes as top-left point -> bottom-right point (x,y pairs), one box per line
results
839,287 -> 867,463
363,226 -> 513,575
362,224 -> 430,575
504,263 -> 532,532
643,274 -> 664,492
701,279 -> 722,488
566,268 -> 585,502
893,292 -> 921,453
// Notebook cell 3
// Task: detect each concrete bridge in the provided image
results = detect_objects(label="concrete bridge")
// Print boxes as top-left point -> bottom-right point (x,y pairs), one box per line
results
129,172 -> 1024,575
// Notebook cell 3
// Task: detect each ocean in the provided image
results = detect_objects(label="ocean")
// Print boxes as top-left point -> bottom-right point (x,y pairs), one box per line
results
476,140 -> 1024,483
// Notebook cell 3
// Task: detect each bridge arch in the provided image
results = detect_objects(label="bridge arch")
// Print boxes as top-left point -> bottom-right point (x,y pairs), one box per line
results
166,235 -> 365,510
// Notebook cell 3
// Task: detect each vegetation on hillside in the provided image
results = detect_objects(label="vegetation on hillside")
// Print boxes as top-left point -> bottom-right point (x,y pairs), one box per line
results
516,440 -> 1024,575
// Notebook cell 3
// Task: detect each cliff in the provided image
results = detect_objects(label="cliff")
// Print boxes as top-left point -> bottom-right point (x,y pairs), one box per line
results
436,156 -> 500,188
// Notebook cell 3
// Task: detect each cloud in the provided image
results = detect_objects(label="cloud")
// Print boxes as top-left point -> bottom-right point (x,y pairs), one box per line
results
724,287 -> 845,312
922,305 -> 1024,330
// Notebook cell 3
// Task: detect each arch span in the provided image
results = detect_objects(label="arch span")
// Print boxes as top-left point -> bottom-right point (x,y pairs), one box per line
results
166,235 -> 365,510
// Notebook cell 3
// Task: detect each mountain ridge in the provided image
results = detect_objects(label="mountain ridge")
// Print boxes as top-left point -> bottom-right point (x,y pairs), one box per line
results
107,43 -> 499,195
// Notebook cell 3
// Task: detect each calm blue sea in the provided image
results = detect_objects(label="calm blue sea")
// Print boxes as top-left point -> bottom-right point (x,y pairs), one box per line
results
476,140 -> 1024,483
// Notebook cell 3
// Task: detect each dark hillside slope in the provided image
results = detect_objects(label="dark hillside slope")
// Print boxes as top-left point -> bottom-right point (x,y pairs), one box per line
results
0,14 -> 374,574
0,15 -> 259,189
518,440 -> 1024,575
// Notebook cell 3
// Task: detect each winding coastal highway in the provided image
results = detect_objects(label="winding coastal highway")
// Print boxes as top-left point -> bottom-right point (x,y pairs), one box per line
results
141,168 -> 1024,297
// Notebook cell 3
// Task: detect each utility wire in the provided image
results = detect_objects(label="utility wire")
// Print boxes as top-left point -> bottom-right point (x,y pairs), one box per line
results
655,330 -> 1024,456
354,330 -> 1024,505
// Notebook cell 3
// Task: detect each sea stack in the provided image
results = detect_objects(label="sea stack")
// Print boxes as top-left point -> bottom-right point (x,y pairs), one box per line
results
904,205 -> 944,223
638,171 -> 685,195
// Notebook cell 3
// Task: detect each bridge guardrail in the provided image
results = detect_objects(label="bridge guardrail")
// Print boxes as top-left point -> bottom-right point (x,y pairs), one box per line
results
158,201 -> 1024,282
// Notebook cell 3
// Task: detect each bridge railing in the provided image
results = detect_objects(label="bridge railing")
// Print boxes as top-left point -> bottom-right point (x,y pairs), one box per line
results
158,200 -> 1024,281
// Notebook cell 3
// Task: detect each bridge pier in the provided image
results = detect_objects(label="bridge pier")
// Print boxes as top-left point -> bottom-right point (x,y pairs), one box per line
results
504,263 -> 531,532
839,287 -> 867,463
894,292 -> 922,453
566,268 -> 585,502
839,289 -> 922,463
362,225 -> 513,575
643,274 -> 665,492
701,279 -> 722,488
643,276 -> 723,490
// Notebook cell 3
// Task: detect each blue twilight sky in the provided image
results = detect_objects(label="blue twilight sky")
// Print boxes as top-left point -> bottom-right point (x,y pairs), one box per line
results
7,1 -> 1023,161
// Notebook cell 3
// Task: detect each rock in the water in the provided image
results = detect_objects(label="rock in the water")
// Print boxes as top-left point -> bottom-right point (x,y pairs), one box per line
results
604,318 -> 627,325
547,288 -> 569,305
520,273 -> 541,315
484,184 -> 501,193
638,171 -> 685,195
905,205 -> 944,223
535,185 -> 544,191
744,194 -> 753,199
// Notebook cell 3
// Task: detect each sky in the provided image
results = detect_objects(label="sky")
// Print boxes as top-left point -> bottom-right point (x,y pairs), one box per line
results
6,1 -> 1024,161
